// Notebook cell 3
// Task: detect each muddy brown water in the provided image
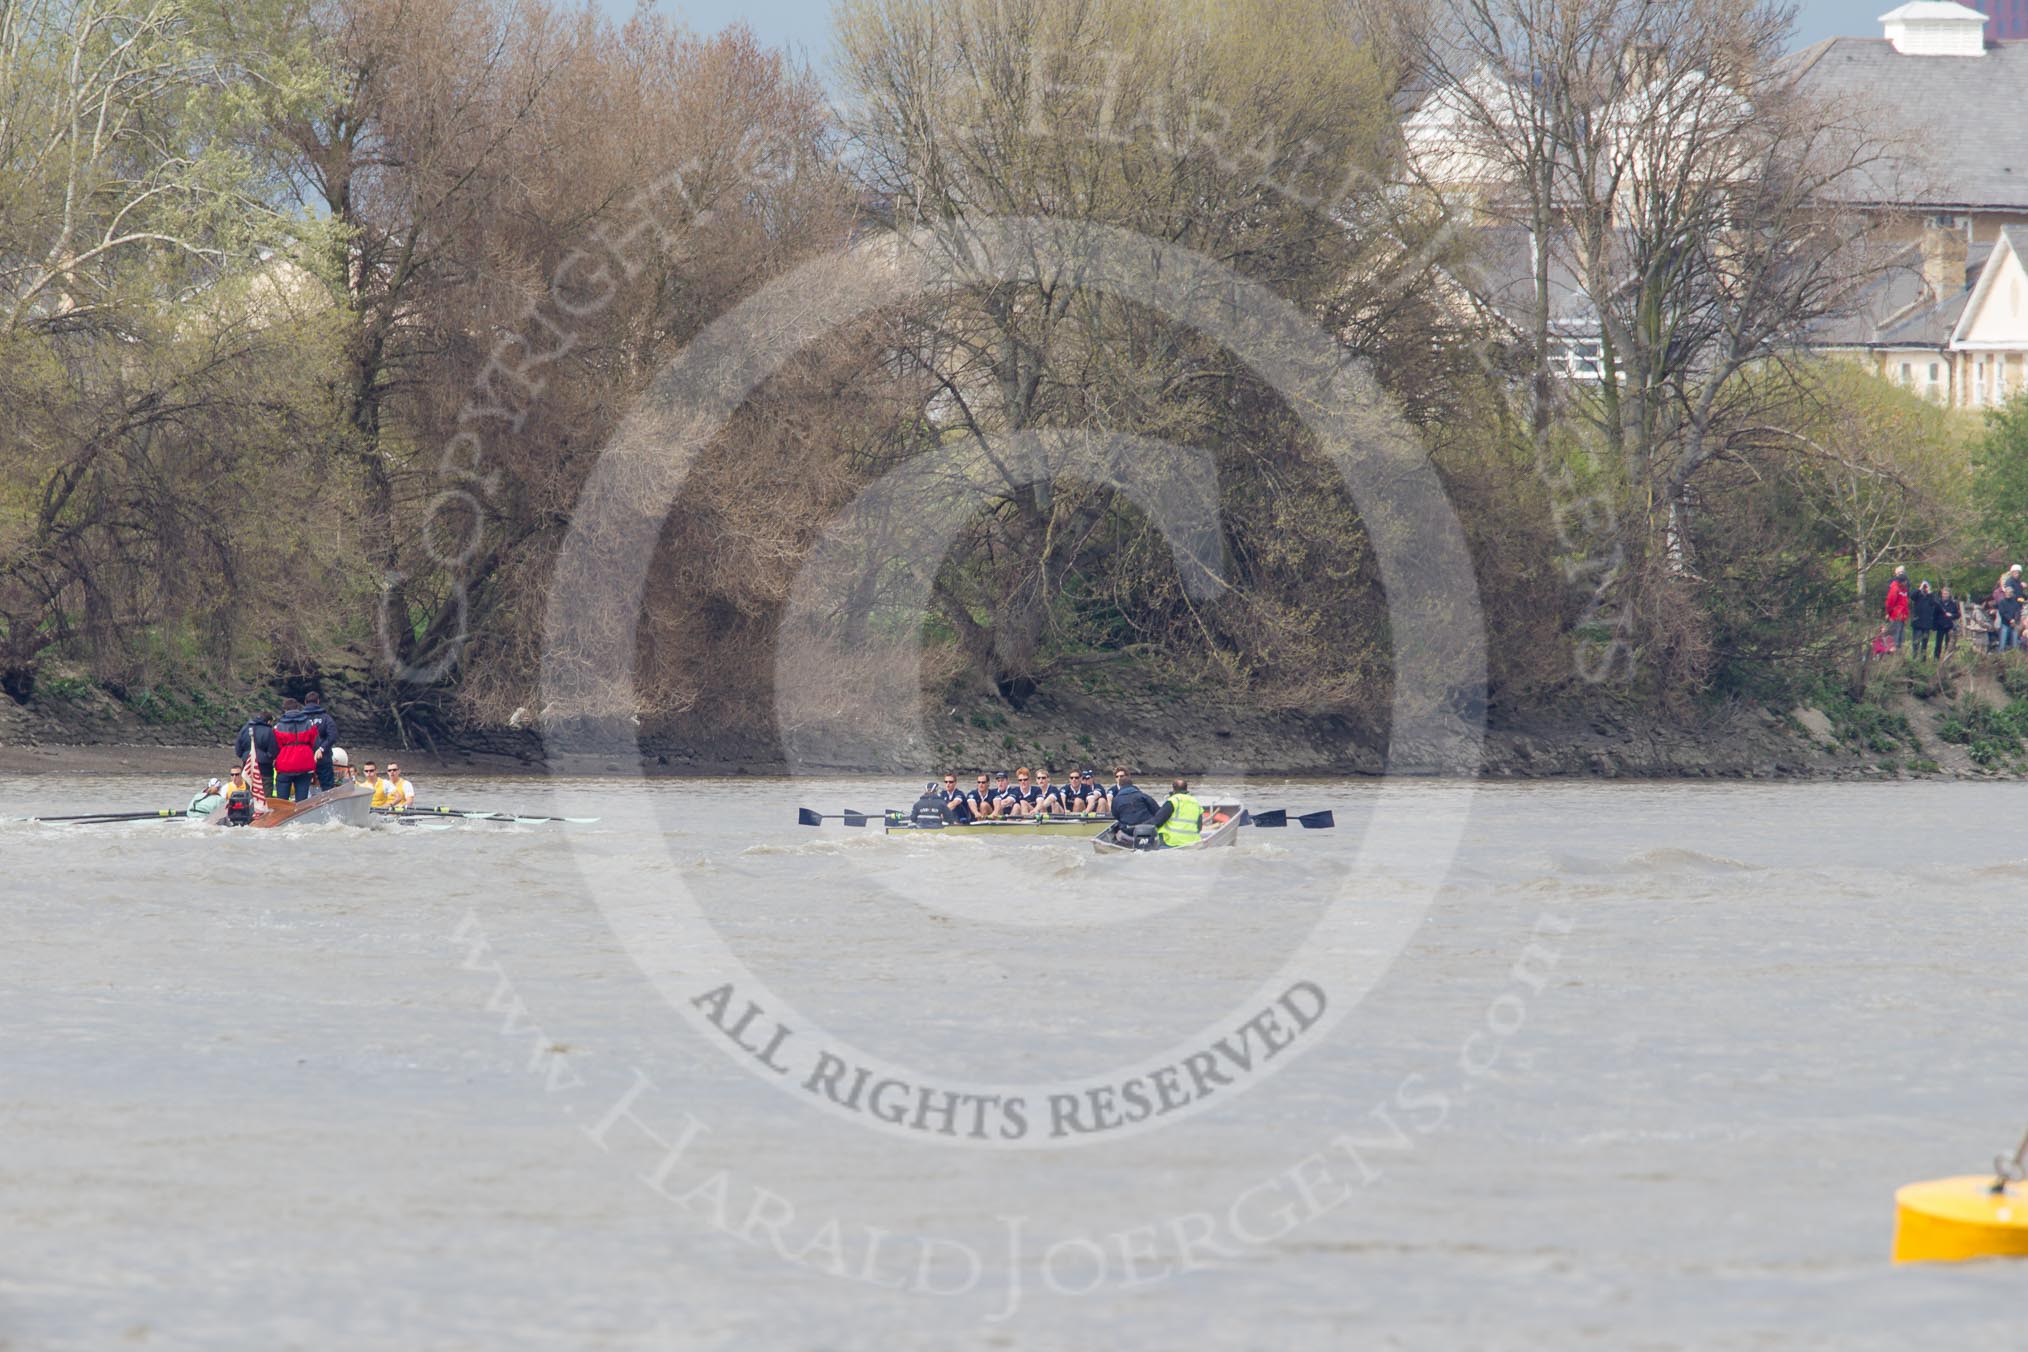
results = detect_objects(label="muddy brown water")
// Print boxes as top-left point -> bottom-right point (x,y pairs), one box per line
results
1,775 -> 2020,1349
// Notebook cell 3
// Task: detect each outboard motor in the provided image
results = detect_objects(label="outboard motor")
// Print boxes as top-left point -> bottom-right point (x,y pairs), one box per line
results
223,786 -> 255,826
1129,823 -> 1160,851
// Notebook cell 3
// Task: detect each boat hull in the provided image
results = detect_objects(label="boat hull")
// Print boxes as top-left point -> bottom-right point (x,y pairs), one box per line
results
884,814 -> 1112,838
205,784 -> 375,830
1092,804 -> 1244,854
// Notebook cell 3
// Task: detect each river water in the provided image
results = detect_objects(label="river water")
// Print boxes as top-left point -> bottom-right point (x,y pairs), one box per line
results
2,774 -> 2023,1349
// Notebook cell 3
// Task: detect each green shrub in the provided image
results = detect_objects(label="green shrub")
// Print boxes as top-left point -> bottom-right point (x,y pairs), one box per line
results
1942,697 -> 2028,768
1809,680 -> 1914,753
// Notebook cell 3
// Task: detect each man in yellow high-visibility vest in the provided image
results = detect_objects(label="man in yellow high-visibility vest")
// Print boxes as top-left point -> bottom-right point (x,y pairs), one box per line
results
1156,778 -> 1204,849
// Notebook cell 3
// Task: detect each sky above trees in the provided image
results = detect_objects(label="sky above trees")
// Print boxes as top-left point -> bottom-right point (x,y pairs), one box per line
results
615,0 -> 1876,60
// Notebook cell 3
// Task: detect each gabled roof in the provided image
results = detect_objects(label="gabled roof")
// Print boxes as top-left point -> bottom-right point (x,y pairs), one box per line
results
1949,224 -> 2028,345
1810,240 -> 1990,349
1787,38 -> 2028,210
1879,287 -> 1974,347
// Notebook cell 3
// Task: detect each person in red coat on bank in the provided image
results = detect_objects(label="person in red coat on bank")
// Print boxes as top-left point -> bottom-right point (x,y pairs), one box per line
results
1884,566 -> 1911,652
271,697 -> 320,802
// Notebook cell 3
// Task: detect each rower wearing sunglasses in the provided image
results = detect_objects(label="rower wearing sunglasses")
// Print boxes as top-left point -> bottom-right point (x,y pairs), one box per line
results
1006,767 -> 1040,817
937,774 -> 975,822
1032,768 -> 1065,815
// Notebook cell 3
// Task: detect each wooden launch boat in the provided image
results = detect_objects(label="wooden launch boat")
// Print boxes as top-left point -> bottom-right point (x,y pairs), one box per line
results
1092,803 -> 1245,854
204,783 -> 375,830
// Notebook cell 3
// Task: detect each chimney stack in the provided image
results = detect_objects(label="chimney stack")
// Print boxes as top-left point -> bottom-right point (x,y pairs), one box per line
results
1921,218 -> 1969,301
1880,2 -> 1989,57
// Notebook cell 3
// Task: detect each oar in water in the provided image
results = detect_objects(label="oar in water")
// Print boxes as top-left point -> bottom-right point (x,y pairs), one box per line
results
796,809 -> 874,827
1244,809 -> 1336,829
385,805 -> 602,824
23,808 -> 187,824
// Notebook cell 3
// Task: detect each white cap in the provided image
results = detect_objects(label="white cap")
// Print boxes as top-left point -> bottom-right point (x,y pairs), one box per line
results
2012,564 -> 2022,574
331,747 -> 350,767
206,778 -> 222,791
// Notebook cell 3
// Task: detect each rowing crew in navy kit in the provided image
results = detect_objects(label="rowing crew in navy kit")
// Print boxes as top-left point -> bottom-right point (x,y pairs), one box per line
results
915,766 -> 1114,822
909,766 -> 1177,824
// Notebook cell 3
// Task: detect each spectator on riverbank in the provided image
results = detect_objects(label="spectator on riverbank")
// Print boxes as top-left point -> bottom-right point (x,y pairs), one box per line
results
1936,586 -> 1960,655
1910,581 -> 1939,659
1870,624 -> 1894,659
1997,582 -> 2023,653
1965,599 -> 1996,652
1885,568 -> 1911,651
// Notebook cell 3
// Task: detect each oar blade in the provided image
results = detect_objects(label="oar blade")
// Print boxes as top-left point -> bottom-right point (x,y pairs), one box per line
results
1249,809 -> 1288,829
797,808 -> 822,827
842,811 -> 871,828
1297,810 -> 1337,830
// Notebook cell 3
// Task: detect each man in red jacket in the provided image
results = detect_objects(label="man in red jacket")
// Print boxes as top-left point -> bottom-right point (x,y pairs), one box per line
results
1884,566 -> 1911,652
271,697 -> 320,802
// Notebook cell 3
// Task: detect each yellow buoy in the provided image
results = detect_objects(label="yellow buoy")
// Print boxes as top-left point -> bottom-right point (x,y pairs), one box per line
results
1893,1176 -> 2028,1264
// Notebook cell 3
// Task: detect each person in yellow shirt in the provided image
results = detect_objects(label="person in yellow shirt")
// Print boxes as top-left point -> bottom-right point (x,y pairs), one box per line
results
379,761 -> 415,812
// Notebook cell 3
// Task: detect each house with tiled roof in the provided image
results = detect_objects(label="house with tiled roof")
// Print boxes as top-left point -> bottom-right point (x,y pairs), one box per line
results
1794,4 -> 2028,405
1790,3 -> 2028,244
1947,224 -> 2028,404
1407,3 -> 2028,403
1814,224 -> 2028,410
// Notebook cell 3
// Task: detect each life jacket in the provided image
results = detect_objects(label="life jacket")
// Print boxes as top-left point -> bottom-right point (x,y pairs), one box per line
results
224,787 -> 254,825
1158,792 -> 1204,848
273,721 -> 319,774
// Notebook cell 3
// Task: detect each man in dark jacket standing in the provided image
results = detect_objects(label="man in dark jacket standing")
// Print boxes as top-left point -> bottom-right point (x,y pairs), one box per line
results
1998,583 -> 2024,653
1909,582 -> 1939,660
233,712 -> 278,797
302,690 -> 338,791
1936,586 -> 1961,656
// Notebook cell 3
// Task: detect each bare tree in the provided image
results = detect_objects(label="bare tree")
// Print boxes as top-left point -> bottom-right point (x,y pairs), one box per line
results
1543,1 -> 1897,561
1389,0 -> 1592,457
836,0 -> 1464,707
1406,0 -> 1901,685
